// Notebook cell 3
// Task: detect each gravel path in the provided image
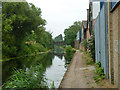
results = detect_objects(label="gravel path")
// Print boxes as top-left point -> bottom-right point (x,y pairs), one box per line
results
59,50 -> 116,88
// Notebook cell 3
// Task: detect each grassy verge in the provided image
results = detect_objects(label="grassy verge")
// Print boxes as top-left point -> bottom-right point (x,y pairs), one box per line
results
93,61 -> 105,83
80,49 -> 94,65
2,64 -> 48,88
64,45 -> 76,66
2,50 -> 52,62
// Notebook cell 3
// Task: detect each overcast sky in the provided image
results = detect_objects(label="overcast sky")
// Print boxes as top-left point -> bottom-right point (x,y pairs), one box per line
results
26,0 -> 89,38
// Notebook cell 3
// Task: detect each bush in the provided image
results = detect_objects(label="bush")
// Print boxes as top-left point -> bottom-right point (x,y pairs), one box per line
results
65,45 -> 76,55
61,45 -> 66,48
3,64 -> 48,88
65,45 -> 76,65
83,40 -> 88,49
86,59 -> 94,65
65,45 -> 72,53
87,31 -> 95,60
93,61 -> 105,83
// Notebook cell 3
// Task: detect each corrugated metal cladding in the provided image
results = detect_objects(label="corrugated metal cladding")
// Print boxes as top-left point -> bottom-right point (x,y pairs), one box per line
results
76,30 -> 82,43
79,30 -> 81,43
94,2 -> 109,79
111,0 -> 119,10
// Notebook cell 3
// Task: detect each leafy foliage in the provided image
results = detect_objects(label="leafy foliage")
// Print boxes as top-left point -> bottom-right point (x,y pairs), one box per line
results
87,31 -> 95,60
64,21 -> 82,48
83,31 -> 95,60
65,45 -> 76,66
2,2 -> 53,59
86,58 -> 94,65
93,61 -> 105,83
83,40 -> 88,50
3,64 -> 48,88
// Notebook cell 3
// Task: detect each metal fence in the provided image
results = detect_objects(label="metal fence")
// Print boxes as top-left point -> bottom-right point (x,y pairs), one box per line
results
94,2 -> 109,79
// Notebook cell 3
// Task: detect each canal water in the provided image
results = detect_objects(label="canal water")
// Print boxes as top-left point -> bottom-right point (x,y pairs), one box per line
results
2,52 -> 69,88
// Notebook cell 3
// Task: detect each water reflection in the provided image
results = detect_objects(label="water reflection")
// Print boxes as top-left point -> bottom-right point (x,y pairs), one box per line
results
45,55 -> 67,88
2,53 -> 54,84
2,46 -> 72,88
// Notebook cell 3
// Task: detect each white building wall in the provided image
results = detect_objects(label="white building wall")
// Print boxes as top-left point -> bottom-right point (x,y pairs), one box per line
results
92,2 -> 100,19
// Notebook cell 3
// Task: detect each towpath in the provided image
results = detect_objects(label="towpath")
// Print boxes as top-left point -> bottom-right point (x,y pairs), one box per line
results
59,50 -> 115,88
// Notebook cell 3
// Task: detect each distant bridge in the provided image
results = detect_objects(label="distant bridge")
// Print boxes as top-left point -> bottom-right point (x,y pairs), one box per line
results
52,41 -> 65,49
53,41 -> 65,45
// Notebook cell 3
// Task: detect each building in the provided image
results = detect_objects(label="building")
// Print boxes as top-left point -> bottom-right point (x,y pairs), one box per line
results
107,0 -> 120,88
94,2 -> 109,79
80,21 -> 87,50
75,30 -> 81,49
94,0 -> 120,88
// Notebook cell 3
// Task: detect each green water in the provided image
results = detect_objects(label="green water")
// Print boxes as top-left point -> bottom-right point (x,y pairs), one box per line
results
2,50 -> 72,88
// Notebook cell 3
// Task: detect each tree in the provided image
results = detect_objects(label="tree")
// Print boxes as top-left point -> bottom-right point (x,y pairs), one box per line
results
2,2 -> 53,59
64,21 -> 82,47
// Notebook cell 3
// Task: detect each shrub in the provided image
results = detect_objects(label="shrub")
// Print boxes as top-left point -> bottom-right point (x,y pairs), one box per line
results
65,45 -> 76,55
87,31 -> 95,60
65,45 -> 76,65
61,45 -> 66,48
86,59 -> 94,65
93,61 -> 105,83
83,40 -> 88,49
65,45 -> 72,53
3,64 -> 48,88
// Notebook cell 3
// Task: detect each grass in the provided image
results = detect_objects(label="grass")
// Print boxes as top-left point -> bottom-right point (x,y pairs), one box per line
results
91,86 -> 94,88
3,65 -> 48,88
93,61 -> 105,83
86,81 -> 90,85
80,50 -> 94,65
79,49 -> 84,52
86,58 -> 94,65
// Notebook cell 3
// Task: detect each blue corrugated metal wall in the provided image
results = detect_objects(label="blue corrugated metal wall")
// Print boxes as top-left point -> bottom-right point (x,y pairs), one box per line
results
94,3 -> 109,79
79,30 -> 81,43
111,0 -> 119,10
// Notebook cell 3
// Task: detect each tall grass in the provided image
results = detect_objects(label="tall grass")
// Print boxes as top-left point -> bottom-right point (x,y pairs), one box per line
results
3,64 -> 48,88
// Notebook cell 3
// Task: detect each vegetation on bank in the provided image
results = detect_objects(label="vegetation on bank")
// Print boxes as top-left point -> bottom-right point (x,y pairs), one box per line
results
83,31 -> 95,60
64,21 -> 82,48
93,61 -> 105,83
65,45 -> 76,65
80,50 -> 94,65
81,30 -> 105,83
80,50 -> 105,83
2,2 -> 53,60
3,64 -> 48,88
2,2 -> 54,88
2,53 -> 55,88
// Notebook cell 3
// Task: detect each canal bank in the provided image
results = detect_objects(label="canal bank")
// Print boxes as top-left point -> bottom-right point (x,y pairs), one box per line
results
2,51 -> 68,88
59,50 -> 116,88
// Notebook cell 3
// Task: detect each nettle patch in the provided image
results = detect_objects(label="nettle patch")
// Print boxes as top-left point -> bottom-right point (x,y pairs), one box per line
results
93,61 -> 105,83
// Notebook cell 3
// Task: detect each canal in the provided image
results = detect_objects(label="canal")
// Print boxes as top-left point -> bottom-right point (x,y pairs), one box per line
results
2,50 -> 70,88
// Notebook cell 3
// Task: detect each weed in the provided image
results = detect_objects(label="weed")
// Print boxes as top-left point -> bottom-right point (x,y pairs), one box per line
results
51,81 -> 55,88
93,61 -> 105,83
79,49 -> 83,52
86,59 -> 94,65
3,64 -> 48,88
86,81 -> 90,85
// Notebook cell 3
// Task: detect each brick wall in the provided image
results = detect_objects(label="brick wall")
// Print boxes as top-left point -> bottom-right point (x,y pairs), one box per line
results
118,4 -> 120,88
108,2 -> 114,84
112,5 -> 119,86
108,2 -> 120,88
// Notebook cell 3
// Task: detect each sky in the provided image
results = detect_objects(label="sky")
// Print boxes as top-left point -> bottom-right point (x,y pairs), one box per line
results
26,0 -> 89,38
